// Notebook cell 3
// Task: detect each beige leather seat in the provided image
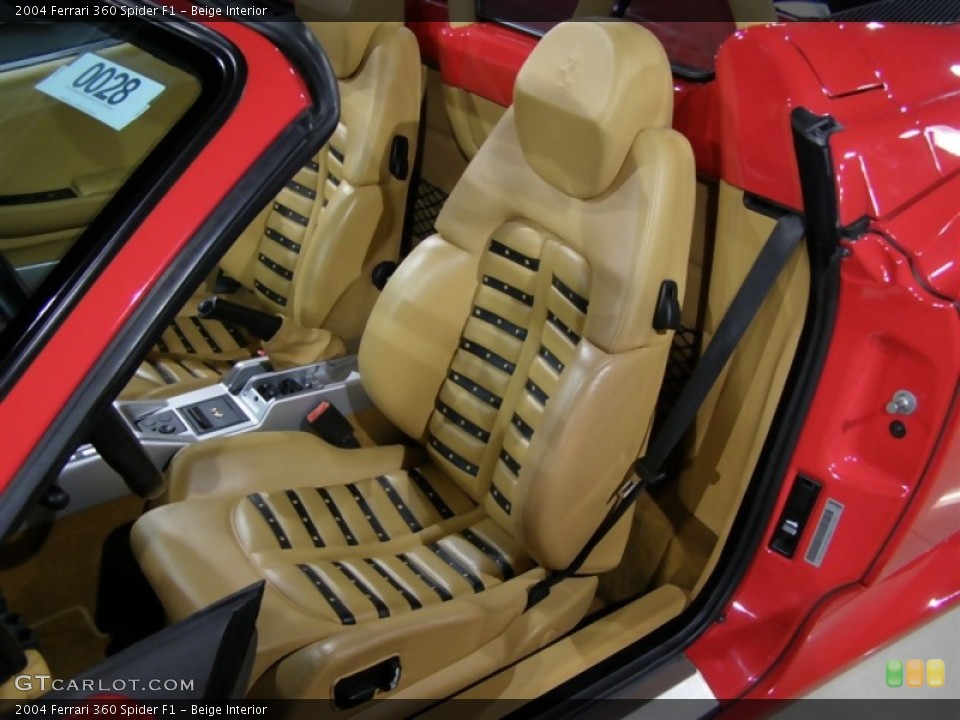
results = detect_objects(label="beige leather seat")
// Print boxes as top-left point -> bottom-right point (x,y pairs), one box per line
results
132,22 -> 695,699
123,21 -> 422,398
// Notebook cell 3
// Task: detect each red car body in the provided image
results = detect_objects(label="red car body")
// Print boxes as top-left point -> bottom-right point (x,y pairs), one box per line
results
0,1 -> 958,705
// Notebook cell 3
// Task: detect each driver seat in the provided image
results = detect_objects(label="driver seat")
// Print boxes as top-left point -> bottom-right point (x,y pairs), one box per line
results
122,21 -> 422,399
132,22 -> 695,700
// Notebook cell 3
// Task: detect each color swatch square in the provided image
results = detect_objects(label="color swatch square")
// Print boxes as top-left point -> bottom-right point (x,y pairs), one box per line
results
886,660 -> 904,688
906,659 -> 925,688
927,659 -> 945,688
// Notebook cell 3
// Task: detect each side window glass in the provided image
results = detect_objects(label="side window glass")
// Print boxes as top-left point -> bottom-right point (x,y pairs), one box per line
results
0,22 -> 201,337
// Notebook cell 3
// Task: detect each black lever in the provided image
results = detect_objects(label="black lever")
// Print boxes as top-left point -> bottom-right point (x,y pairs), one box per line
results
197,297 -> 282,342
40,485 -> 70,511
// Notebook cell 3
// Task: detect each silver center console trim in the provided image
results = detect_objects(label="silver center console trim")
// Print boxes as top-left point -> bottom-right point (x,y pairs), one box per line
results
48,355 -> 369,521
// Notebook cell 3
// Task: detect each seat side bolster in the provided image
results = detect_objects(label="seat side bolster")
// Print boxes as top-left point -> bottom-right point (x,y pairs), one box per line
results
162,432 -> 410,504
293,184 -> 384,329
516,340 -> 671,573
359,236 -> 480,443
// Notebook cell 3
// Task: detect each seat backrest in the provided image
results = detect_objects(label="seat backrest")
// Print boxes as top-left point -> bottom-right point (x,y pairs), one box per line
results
358,22 -> 695,574
219,21 -> 421,342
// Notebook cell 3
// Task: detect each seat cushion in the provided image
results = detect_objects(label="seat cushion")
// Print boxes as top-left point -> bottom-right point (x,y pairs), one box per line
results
132,436 -> 534,680
155,315 -> 253,362
119,314 -> 253,399
120,353 -> 234,400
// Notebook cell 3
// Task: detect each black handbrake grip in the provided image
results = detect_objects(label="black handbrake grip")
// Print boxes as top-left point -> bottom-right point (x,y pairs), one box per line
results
197,296 -> 282,341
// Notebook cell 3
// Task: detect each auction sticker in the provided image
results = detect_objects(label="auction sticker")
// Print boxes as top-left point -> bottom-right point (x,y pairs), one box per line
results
35,52 -> 165,131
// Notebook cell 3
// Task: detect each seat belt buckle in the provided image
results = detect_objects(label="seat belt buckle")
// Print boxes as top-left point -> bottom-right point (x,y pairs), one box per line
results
617,476 -> 642,502
627,456 -> 668,496
302,401 -> 361,449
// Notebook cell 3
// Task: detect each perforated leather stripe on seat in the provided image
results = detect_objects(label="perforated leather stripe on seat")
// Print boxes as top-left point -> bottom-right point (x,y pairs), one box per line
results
424,224 -> 590,517
156,317 -> 247,358
236,468 -> 476,554
277,518 -> 531,626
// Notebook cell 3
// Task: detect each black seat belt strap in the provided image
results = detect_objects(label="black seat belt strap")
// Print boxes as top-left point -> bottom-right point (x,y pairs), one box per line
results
526,214 -> 806,611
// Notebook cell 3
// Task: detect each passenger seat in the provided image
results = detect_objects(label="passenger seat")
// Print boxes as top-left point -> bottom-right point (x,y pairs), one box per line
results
132,22 -> 695,699
123,21 -> 422,399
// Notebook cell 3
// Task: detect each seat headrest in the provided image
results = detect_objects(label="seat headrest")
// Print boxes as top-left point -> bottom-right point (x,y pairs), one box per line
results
308,22 -> 398,79
513,22 -> 674,200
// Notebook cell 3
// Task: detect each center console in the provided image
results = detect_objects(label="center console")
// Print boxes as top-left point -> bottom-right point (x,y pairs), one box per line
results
55,356 -> 369,517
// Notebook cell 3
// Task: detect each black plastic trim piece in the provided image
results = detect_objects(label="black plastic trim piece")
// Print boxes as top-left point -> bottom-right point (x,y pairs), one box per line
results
0,188 -> 77,206
744,192 -> 793,219
389,135 -> 410,181
652,280 -> 682,332
792,108 -> 844,270
49,583 -> 263,700
333,656 -> 402,710
769,475 -> 823,558
0,16 -> 339,539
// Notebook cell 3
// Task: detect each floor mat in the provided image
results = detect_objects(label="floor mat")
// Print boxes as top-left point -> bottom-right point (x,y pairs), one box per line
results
33,606 -> 109,680
0,495 -> 143,677
410,179 -> 449,244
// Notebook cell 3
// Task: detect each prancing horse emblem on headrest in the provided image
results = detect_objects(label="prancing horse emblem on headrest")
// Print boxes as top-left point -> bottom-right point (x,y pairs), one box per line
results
559,50 -> 582,88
